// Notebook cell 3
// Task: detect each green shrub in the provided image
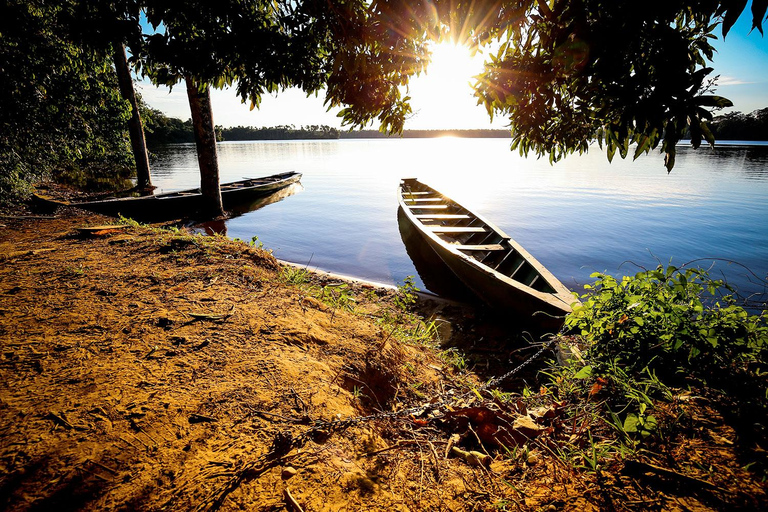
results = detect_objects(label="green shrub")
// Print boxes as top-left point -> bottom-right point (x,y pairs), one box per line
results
539,265 -> 768,452
566,265 -> 767,386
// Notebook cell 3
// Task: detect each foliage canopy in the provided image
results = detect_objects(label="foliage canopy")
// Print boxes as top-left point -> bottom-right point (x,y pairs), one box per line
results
0,0 -> 134,202
133,1 -> 766,171
361,1 -> 767,170
3,0 -> 767,203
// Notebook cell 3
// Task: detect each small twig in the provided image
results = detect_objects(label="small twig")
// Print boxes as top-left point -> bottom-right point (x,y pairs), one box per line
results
189,413 -> 218,424
427,440 -> 442,483
0,248 -> 56,261
78,465 -> 110,482
284,488 -> 304,512
188,309 -> 234,321
117,435 -> 140,451
86,458 -> 119,475
363,439 -> 446,457
45,411 -> 85,431
467,423 -> 491,458
0,214 -> 57,220
416,438 -> 425,501
624,460 -> 726,492
290,387 -> 308,413
250,409 -> 310,425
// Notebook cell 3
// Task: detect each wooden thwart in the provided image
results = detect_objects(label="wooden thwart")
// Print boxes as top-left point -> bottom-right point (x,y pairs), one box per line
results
454,244 -> 505,251
428,226 -> 487,233
413,214 -> 470,219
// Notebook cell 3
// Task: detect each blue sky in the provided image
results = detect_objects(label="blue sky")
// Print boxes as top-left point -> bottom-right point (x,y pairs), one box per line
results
709,13 -> 768,115
137,11 -> 768,129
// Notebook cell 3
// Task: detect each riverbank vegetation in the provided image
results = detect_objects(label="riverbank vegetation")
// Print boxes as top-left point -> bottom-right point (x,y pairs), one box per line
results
0,1 -> 135,204
711,108 -> 768,142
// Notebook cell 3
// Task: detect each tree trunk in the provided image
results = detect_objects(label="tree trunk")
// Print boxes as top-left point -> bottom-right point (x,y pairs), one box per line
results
185,76 -> 224,218
112,43 -> 152,190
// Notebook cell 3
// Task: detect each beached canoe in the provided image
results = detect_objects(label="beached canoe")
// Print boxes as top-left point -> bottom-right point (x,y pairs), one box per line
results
33,171 -> 302,221
398,178 -> 577,331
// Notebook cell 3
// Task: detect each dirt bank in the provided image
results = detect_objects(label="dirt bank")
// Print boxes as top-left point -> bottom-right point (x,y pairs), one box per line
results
1,211 -> 765,511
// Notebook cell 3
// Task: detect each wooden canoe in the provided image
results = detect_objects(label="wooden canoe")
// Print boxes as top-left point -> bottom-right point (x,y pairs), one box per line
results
33,171 -> 302,221
398,178 -> 577,331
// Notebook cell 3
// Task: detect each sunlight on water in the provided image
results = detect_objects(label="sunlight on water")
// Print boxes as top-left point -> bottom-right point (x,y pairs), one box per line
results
151,139 -> 768,302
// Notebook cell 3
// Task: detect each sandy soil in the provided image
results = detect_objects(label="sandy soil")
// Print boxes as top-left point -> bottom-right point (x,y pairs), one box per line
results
0,210 -> 765,511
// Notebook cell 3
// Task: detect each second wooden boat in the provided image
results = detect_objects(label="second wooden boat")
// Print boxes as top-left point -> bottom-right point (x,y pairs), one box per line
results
398,178 -> 577,331
33,171 -> 302,221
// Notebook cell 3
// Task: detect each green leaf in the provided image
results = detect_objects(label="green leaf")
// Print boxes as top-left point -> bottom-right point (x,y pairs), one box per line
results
752,0 -> 768,35
700,122 -> 716,147
574,366 -> 593,379
664,148 -> 676,173
696,95 -> 734,108
623,413 -> 640,433
722,0 -> 748,38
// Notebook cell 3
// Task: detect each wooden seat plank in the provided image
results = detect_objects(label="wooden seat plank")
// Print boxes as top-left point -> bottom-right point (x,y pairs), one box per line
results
429,226 -> 487,233
454,244 -> 505,251
414,214 -> 471,219
408,204 -> 449,209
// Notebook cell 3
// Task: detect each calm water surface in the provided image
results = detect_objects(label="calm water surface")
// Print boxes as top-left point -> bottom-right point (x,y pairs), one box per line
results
151,139 -> 768,301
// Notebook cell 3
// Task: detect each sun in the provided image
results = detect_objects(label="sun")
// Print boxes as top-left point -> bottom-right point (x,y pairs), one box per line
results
407,41 -> 491,129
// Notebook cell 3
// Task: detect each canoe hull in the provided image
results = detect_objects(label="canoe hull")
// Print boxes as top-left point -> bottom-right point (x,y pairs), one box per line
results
35,172 -> 302,221
417,225 -> 571,331
398,178 -> 576,332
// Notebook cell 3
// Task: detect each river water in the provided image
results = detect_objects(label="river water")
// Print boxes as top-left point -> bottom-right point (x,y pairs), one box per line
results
150,139 -> 768,303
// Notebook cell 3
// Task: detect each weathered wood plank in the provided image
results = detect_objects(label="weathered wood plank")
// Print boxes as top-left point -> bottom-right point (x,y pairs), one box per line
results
428,226 -> 487,233
453,244 -> 505,251
413,214 -> 471,219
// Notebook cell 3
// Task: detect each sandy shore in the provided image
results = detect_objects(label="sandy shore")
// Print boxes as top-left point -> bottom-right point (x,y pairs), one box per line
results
1,211 -> 765,510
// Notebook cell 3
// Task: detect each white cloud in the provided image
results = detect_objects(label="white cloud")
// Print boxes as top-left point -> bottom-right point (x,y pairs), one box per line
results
717,75 -> 754,86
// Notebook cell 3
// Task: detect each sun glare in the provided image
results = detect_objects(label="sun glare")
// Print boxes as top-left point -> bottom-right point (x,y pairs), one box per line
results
407,42 -> 490,129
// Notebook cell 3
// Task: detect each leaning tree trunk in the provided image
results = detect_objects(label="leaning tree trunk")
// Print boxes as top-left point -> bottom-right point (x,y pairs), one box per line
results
185,76 -> 224,218
112,43 -> 152,190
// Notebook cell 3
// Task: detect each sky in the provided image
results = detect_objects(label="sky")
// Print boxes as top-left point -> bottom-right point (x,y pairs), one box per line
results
137,12 -> 768,130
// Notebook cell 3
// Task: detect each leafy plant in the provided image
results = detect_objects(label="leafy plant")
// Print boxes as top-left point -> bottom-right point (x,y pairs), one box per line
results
566,266 -> 767,386
439,347 -> 468,372
394,276 -> 419,312
319,283 -> 357,322
249,235 -> 264,249
280,266 -> 310,286
536,265 -> 767,472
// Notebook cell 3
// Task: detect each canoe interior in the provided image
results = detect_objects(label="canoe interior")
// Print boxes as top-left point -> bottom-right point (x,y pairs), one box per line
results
154,172 -> 299,200
400,178 -> 557,294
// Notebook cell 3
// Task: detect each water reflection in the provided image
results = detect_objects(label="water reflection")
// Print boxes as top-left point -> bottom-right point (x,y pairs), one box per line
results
193,182 -> 304,236
151,139 -> 768,299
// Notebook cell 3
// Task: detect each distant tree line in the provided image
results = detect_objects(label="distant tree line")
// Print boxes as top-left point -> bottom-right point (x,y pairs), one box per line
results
709,108 -> 768,141
222,125 -> 340,140
140,109 -> 512,144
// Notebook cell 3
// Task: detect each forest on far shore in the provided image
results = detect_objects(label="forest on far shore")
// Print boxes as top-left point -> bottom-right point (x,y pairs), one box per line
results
142,106 -> 768,147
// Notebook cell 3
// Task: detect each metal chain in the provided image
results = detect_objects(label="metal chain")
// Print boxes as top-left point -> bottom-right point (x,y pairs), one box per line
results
483,336 -> 558,389
300,337 -> 559,436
